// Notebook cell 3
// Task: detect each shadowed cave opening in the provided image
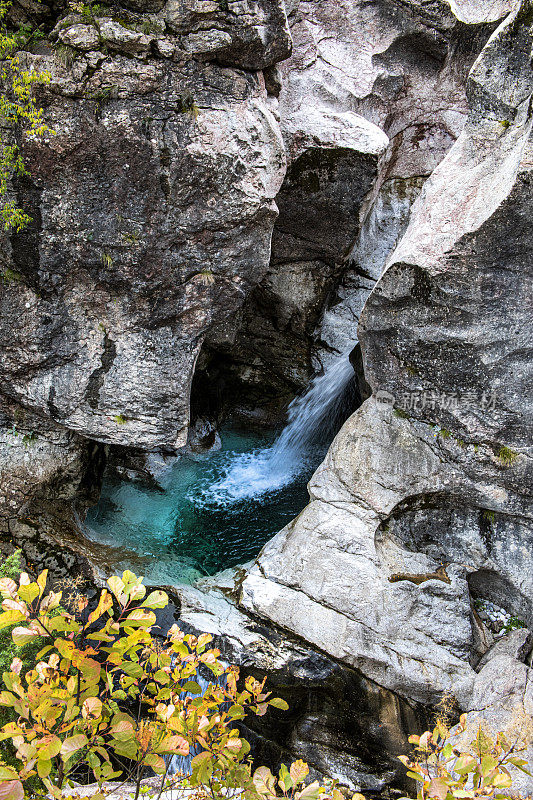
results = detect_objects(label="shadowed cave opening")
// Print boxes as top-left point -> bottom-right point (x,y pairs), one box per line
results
83,345 -> 362,586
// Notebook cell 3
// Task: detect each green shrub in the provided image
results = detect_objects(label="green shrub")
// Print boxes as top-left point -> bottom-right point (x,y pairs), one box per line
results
497,446 -> 518,467
1,1 -> 53,231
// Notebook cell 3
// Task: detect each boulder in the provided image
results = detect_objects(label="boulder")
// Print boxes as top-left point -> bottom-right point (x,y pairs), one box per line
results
57,22 -> 100,51
240,399 -> 477,706
163,0 -> 292,70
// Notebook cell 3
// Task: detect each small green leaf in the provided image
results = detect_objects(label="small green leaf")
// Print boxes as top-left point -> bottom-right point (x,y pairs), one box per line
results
107,575 -> 125,600
253,766 -> 276,797
37,758 -> 52,779
181,680 -> 201,694
144,590 -> 168,609
455,755 -> 477,774
491,772 -> 512,788
269,697 -> 289,710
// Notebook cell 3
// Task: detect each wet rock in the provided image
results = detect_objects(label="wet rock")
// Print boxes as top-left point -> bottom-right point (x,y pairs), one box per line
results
297,0 -> 491,370
8,499 -> 101,585
198,108 -> 388,424
187,417 -> 221,452
314,176 -> 424,369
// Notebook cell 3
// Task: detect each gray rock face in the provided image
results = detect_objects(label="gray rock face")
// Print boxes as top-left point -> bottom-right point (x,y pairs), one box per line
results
241,398 -> 478,706
458,654 -> 533,794
314,176 -> 424,370
447,0 -> 519,25
211,0 -> 491,420
476,628 -> 533,671
290,0 -> 491,370
194,108 -> 388,424
0,398 -> 100,537
1,0 -> 532,791
163,0 -> 292,70
278,0 -> 468,170
240,3 -> 533,715
0,24 -> 287,450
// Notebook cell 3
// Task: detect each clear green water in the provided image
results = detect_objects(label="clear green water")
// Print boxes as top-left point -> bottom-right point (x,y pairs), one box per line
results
83,427 -> 314,586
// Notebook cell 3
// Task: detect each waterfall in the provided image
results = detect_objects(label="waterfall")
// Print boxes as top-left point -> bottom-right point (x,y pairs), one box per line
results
168,669 -> 227,778
271,350 -> 356,458
195,350 -> 355,506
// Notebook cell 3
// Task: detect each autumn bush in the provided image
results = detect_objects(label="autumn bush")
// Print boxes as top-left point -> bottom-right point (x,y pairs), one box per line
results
0,566 -> 352,800
399,702 -> 532,800
0,561 -> 530,800
0,550 -> 51,792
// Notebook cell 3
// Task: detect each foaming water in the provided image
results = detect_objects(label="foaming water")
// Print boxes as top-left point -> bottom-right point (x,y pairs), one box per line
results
83,352 -> 355,585
83,427 -> 313,585
199,351 -> 355,505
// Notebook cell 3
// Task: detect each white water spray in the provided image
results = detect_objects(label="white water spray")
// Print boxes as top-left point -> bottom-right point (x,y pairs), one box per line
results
195,350 -> 355,505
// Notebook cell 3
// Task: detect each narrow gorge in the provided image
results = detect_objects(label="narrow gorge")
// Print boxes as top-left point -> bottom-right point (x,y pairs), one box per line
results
0,0 -> 532,794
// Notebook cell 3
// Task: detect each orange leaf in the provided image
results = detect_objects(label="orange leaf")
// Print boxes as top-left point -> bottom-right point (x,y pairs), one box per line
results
0,781 -> 23,800
428,778 -> 449,800
82,697 -> 102,719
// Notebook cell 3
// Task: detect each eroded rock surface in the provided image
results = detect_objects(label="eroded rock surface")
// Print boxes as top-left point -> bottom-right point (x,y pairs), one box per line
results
239,1 -> 533,730
0,6 -> 288,450
0,399 -> 100,537
1,0 -> 532,793
208,0 -> 494,420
